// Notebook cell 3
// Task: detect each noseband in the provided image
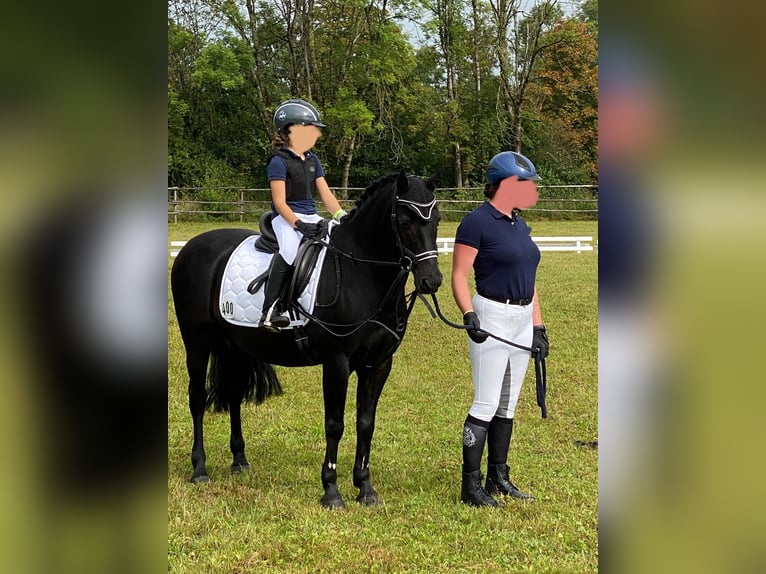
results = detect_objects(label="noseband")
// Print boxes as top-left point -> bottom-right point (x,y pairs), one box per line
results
392,183 -> 439,270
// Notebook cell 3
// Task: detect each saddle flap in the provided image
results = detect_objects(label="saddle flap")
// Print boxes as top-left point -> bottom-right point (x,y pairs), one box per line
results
288,238 -> 324,302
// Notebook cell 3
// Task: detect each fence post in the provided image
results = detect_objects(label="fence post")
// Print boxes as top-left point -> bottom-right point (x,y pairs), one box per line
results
239,189 -> 244,222
173,188 -> 178,224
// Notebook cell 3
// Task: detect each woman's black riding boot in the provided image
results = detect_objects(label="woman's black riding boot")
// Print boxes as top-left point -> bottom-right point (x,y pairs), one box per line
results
259,254 -> 293,332
461,416 -> 498,507
485,416 -> 535,500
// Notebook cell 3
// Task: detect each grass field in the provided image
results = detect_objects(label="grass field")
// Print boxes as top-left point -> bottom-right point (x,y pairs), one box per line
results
168,219 -> 598,573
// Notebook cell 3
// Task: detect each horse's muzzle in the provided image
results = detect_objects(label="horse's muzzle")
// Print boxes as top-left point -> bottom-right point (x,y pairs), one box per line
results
415,269 -> 443,294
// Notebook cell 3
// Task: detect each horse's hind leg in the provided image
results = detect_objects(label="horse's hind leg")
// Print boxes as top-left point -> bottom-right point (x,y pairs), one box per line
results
186,340 -> 211,483
224,348 -> 252,475
206,341 -> 255,475
228,401 -> 249,474
353,357 -> 393,506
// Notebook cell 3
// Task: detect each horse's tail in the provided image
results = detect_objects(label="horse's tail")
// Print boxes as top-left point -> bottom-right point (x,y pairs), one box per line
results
206,344 -> 282,412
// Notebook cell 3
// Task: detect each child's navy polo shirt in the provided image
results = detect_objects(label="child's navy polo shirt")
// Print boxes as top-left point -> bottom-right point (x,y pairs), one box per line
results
266,148 -> 326,214
454,202 -> 540,301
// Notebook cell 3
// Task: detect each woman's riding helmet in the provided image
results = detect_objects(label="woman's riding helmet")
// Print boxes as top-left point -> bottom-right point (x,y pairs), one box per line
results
273,99 -> 327,130
486,151 -> 540,184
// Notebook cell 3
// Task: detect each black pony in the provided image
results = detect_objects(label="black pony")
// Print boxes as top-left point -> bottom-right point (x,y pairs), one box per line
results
171,172 -> 442,508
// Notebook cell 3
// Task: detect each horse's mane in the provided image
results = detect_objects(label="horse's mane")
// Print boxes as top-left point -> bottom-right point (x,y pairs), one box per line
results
342,172 -> 434,224
341,173 -> 400,224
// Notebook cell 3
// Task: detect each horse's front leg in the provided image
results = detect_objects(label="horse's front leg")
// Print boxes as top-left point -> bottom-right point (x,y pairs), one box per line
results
320,360 -> 350,508
353,356 -> 393,506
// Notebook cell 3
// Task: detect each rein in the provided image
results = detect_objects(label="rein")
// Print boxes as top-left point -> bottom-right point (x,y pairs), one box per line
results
309,192 -> 439,272
289,177 -> 438,341
422,292 -> 549,419
292,265 -> 411,340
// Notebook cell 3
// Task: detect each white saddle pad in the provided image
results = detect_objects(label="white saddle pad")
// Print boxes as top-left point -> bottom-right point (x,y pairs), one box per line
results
218,227 -> 334,329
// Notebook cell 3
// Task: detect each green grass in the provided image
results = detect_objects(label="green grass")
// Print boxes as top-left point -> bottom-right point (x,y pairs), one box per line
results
168,220 -> 598,573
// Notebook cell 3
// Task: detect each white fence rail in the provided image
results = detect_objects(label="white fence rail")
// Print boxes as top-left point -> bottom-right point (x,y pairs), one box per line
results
436,236 -> 594,253
170,241 -> 187,258
170,236 -> 594,258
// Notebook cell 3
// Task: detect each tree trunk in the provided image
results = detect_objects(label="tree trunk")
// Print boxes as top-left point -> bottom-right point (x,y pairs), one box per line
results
302,0 -> 315,100
435,0 -> 463,188
245,0 -> 273,133
492,0 -> 560,152
340,130 -> 357,193
275,0 -> 300,94
471,0 -> 482,94
454,142 -> 463,188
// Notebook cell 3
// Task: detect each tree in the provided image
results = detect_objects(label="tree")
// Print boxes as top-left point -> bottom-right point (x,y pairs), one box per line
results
168,15 -> 268,187
531,16 -> 598,182
420,0 -> 469,187
312,0 -> 419,188
577,0 -> 597,35
489,0 -> 562,152
167,0 -> 599,196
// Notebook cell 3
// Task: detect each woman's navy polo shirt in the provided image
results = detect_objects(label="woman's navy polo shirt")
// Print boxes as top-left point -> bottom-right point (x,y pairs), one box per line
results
266,148 -> 326,214
454,202 -> 540,301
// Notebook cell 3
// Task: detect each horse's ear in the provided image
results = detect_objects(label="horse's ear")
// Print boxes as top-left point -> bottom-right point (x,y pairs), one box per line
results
396,170 -> 409,196
429,169 -> 443,187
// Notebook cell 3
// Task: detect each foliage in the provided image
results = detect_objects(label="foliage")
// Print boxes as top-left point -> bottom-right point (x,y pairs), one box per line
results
577,0 -> 598,35
167,0 -> 598,192
530,18 -> 598,183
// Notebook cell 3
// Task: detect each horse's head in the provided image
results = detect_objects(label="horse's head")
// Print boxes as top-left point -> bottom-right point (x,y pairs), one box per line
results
394,171 -> 443,294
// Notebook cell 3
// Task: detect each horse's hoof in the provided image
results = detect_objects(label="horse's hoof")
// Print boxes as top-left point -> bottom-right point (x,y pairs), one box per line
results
230,463 -> 251,474
320,493 -> 346,509
190,474 -> 210,484
356,491 -> 380,506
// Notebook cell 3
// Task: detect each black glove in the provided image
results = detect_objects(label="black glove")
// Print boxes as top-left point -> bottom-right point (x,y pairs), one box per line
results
295,220 -> 323,240
463,311 -> 488,344
532,325 -> 549,359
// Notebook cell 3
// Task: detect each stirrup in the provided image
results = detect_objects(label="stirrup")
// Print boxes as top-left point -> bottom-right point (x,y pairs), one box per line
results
260,306 -> 290,332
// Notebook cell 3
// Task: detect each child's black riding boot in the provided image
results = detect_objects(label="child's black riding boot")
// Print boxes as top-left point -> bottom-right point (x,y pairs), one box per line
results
485,417 -> 535,501
460,416 -> 498,507
259,254 -> 293,332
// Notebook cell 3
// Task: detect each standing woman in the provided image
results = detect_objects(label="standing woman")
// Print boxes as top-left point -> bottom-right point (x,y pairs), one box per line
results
259,99 -> 347,331
451,151 -> 550,507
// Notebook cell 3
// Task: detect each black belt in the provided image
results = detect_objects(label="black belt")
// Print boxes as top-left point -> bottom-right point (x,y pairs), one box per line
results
478,293 -> 533,306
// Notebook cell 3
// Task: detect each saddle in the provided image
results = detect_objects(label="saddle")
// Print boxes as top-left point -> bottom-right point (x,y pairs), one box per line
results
249,211 -> 329,305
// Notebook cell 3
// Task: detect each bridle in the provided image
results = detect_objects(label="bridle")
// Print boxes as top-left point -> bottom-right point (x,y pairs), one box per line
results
309,180 -> 439,272
392,186 -> 439,270
291,176 -> 440,340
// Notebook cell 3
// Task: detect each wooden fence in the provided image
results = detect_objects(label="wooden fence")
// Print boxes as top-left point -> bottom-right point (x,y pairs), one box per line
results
168,185 -> 598,223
